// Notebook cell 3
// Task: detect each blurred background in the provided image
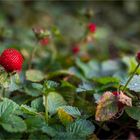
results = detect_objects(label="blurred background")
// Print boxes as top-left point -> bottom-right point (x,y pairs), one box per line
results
0,0 -> 140,71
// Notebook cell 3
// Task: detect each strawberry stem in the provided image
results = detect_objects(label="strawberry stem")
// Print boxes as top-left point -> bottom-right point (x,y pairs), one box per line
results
122,62 -> 140,92
44,95 -> 49,123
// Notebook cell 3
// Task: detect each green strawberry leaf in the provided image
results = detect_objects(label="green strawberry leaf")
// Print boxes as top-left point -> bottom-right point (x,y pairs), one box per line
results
25,116 -> 45,132
43,92 -> 67,115
1,115 -> 27,132
0,98 -> 19,118
66,119 -> 95,137
125,106 -> 140,120
26,69 -> 44,82
31,97 -> 44,112
20,105 -> 38,115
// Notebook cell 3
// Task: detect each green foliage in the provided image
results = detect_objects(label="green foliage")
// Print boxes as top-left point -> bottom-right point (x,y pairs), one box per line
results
20,105 -> 38,115
26,69 -> 44,82
123,57 -> 140,74
121,75 -> 140,92
125,106 -> 140,120
41,125 -> 57,137
24,83 -> 43,97
0,98 -> 19,117
44,92 -> 67,115
58,105 -> 81,118
1,115 -> 26,132
0,1 -> 140,139
0,98 -> 26,132
76,81 -> 94,93
25,116 -> 45,132
94,77 -> 119,85
31,97 -> 44,112
28,132 -> 50,140
66,119 -> 95,137
43,80 -> 60,94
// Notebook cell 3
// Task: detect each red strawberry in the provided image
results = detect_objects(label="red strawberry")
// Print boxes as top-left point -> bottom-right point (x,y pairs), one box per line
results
112,91 -> 119,96
72,46 -> 80,55
0,48 -> 23,72
88,23 -> 96,33
39,38 -> 49,46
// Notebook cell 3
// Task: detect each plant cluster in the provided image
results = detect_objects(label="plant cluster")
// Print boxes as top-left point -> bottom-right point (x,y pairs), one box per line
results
0,13 -> 140,140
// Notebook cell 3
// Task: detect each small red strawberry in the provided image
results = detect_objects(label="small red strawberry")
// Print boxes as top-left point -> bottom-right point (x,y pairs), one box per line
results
112,91 -> 119,96
0,48 -> 23,72
39,38 -> 49,46
72,45 -> 80,55
88,23 -> 96,33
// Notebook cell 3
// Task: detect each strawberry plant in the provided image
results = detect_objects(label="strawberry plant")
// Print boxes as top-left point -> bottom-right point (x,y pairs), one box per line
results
0,1 -> 140,139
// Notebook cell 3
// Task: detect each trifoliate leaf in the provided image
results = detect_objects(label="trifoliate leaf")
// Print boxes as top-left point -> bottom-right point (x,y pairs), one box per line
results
57,108 -> 73,125
1,115 -> 27,132
125,106 -> 140,120
66,119 -> 95,137
26,69 -> 44,82
43,92 -> 67,115
95,91 -> 118,121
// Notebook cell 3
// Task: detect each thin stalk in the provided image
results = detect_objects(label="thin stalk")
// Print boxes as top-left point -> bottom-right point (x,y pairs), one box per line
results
122,62 -> 140,92
44,95 -> 49,123
28,45 -> 38,69
1,87 -> 5,97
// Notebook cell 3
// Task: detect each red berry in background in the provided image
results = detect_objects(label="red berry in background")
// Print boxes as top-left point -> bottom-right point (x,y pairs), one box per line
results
72,46 -> 80,55
39,38 -> 49,46
88,23 -> 96,33
0,48 -> 23,72
136,51 -> 140,63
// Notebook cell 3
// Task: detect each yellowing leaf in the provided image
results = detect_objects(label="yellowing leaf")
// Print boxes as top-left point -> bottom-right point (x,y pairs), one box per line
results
58,108 -> 73,125
95,91 -> 118,121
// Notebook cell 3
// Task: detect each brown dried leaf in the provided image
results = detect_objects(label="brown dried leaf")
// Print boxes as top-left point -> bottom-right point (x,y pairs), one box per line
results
95,91 -> 118,121
118,91 -> 132,107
